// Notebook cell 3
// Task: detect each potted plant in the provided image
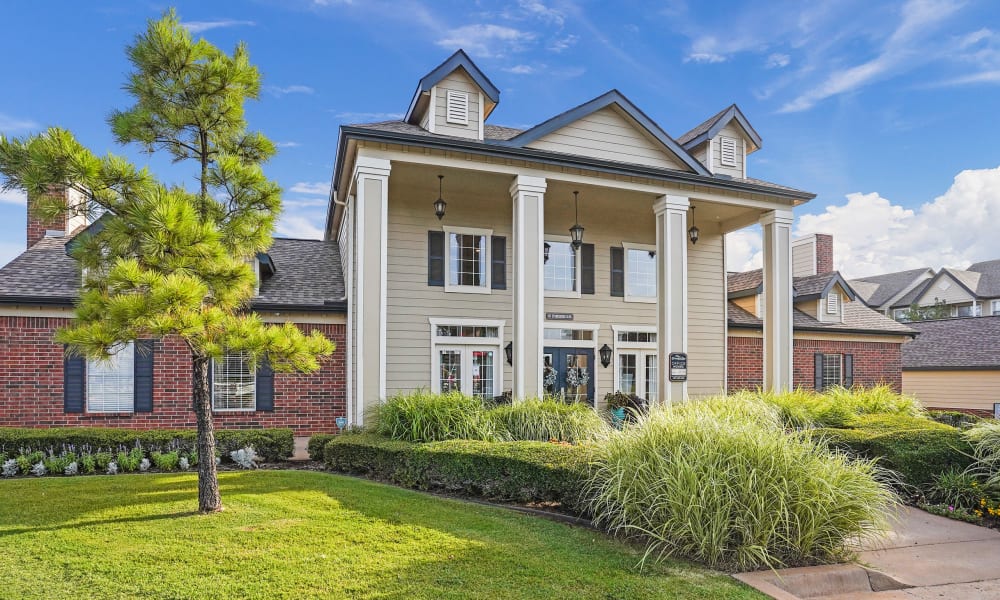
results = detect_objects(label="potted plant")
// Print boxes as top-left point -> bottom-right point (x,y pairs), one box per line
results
605,392 -> 631,426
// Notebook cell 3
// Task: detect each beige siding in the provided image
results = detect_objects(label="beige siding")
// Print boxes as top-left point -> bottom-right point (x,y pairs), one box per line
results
915,273 -> 975,306
904,370 -> 1000,412
732,294 -> 757,317
526,106 -> 687,170
691,141 -> 709,169
791,238 -> 816,277
432,69 -> 481,140
711,123 -> 745,179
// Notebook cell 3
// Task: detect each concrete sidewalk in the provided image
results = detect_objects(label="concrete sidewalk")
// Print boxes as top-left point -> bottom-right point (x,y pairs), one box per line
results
735,507 -> 1000,599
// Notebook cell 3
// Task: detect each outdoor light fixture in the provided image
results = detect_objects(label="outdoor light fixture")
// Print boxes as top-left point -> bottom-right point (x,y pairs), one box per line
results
543,242 -> 551,264
569,190 -> 584,250
599,343 -> 612,368
688,206 -> 700,245
505,342 -> 513,366
433,174 -> 447,220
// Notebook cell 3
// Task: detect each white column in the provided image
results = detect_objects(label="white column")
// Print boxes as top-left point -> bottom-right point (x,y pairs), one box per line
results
353,155 -> 391,424
760,209 -> 794,392
510,175 -> 547,399
654,195 -> 689,403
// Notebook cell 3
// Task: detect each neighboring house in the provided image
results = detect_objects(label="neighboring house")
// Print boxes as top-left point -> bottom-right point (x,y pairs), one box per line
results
727,234 -> 915,392
0,187 -> 347,437
902,316 -> 1000,417
329,49 -> 814,422
851,260 -> 1000,321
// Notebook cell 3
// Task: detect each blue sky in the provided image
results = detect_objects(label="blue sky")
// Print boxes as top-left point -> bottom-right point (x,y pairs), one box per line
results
2,0 -> 1000,277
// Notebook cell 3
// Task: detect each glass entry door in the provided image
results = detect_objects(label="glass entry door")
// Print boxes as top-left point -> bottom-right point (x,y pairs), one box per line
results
617,350 -> 658,401
543,347 -> 595,404
437,346 -> 497,399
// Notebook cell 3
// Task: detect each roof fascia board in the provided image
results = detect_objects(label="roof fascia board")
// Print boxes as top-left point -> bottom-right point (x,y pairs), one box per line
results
727,321 -> 916,337
503,90 -> 711,176
681,105 -> 763,151
0,296 -> 76,307
250,301 -> 347,313
404,50 -> 501,124
903,365 -> 1000,372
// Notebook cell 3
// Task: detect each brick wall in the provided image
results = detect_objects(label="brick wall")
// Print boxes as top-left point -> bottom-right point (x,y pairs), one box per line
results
815,233 -> 834,274
727,335 -> 903,392
26,188 -> 68,249
0,316 -> 346,435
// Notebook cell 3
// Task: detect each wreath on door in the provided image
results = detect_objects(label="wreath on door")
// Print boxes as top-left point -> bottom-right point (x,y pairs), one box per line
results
565,366 -> 589,388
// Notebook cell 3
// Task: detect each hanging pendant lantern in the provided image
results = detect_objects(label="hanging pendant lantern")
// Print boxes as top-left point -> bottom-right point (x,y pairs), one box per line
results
688,205 -> 700,245
433,175 -> 447,220
569,190 -> 584,251
543,242 -> 551,263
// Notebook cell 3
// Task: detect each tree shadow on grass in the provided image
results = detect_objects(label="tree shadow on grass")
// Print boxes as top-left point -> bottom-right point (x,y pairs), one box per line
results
0,510 -> 199,538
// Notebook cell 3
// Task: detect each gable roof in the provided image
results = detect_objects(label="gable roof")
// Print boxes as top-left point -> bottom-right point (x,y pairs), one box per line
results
726,269 -> 856,302
677,104 -> 762,152
967,259 -> 1000,297
903,316 -> 1000,370
404,50 -> 501,124
849,267 -> 933,308
728,300 -> 915,336
0,235 -> 346,312
502,90 -> 711,175
912,268 -> 979,305
889,279 -> 932,309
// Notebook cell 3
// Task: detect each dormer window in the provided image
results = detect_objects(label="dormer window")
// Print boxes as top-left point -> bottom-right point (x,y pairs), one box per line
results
719,136 -> 738,167
826,292 -> 840,314
446,90 -> 469,125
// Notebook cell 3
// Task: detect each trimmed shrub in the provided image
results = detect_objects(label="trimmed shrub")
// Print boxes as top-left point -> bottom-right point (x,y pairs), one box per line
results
587,401 -> 895,571
487,397 -> 609,443
0,427 -> 294,462
307,434 -> 337,461
323,433 -> 592,512
929,410 -> 983,430
816,415 -> 973,488
371,391 -> 499,442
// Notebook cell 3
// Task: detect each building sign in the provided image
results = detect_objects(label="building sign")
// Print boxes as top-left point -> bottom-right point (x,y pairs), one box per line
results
545,313 -> 574,321
668,352 -> 687,382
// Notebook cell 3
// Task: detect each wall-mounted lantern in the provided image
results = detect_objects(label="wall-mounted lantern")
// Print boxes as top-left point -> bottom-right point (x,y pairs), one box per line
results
599,343 -> 612,368
504,342 -> 513,366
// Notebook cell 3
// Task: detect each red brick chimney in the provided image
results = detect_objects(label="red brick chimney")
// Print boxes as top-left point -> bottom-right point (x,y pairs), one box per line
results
791,233 -> 836,277
26,185 -> 88,248
814,233 -> 834,274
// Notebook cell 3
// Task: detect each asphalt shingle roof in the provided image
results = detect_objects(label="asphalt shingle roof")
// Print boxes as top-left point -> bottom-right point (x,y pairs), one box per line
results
0,236 -> 345,311
728,300 -> 915,336
967,259 -> 1000,297
676,105 -> 732,146
849,268 -> 933,308
889,280 -> 932,309
902,316 -> 1000,369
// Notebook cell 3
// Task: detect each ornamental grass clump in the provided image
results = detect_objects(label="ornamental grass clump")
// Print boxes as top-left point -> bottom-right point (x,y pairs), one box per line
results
372,391 -> 499,443
966,421 -> 1000,486
488,397 -> 609,443
587,397 -> 896,571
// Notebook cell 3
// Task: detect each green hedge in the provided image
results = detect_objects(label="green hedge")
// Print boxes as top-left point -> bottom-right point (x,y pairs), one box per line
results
323,433 -> 593,513
307,434 -> 337,461
816,415 -> 973,488
0,427 -> 294,462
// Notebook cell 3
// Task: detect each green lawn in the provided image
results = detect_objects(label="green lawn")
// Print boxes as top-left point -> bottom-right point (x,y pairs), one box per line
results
0,471 -> 760,600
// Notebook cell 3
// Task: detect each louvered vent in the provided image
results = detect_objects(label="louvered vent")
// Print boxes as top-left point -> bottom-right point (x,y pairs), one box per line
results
446,90 -> 469,125
720,136 -> 738,167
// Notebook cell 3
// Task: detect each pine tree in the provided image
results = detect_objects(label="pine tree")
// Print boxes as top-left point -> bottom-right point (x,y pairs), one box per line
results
0,10 -> 334,512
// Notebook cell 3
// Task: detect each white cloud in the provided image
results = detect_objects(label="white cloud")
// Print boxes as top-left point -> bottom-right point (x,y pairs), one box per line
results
436,24 -> 535,58
289,182 -> 330,195
726,227 -> 763,272
685,52 -> 727,64
0,189 -> 26,205
283,198 -> 328,209
266,85 -> 315,96
517,0 -> 565,26
929,70 -> 1000,87
765,53 -> 791,69
331,111 -> 404,122
0,113 -> 39,133
794,165 -> 1000,277
548,34 -> 578,53
275,141 -> 300,148
275,215 -> 324,240
503,64 -> 536,75
181,20 -> 255,33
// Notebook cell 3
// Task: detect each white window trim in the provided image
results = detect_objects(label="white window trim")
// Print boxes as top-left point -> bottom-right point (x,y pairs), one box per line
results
86,342 -> 136,414
443,226 -> 492,294
622,242 -> 657,303
821,353 -> 844,389
542,323 -> 600,349
543,235 -> 581,299
992,300 -> 1000,316
211,354 -> 257,413
429,318 -> 504,396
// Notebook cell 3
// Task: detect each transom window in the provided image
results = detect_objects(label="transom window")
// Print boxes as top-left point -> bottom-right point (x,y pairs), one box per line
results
445,227 -> 491,292
544,328 -> 594,341
436,325 -> 499,338
213,353 -> 256,411
544,240 -> 579,296
822,354 -> 843,389
87,342 -> 135,413
431,319 -> 504,399
617,331 -> 656,343
624,245 -> 656,302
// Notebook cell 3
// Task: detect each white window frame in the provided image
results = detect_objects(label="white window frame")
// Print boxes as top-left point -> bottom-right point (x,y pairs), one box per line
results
443,226 -> 492,294
992,300 -> 1000,316
445,90 -> 469,125
86,342 -> 135,414
821,353 -> 843,389
826,291 -> 840,314
612,325 -> 657,399
622,242 -> 657,303
543,235 -> 581,298
429,318 -> 504,397
543,323 -> 600,349
719,136 -> 738,167
211,353 -> 257,412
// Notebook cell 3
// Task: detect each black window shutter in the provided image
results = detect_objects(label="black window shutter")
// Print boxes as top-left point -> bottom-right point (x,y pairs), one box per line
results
813,353 -> 824,391
256,359 -> 275,412
610,246 -> 625,297
64,351 -> 85,414
844,354 -> 854,388
581,243 -> 595,295
491,236 -> 506,290
428,230 -> 445,287
133,339 -> 154,412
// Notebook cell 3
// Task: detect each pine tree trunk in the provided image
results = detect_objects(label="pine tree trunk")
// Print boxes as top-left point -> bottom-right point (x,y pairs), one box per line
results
192,355 -> 222,513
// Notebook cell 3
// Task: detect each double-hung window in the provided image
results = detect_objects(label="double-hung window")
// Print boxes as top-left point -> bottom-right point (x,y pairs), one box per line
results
613,327 -> 658,401
993,300 -> 1000,316
544,238 -> 580,297
623,243 -> 656,302
821,354 -> 843,389
86,342 -> 135,413
431,319 -> 504,399
444,227 -> 491,293
212,353 -> 256,411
